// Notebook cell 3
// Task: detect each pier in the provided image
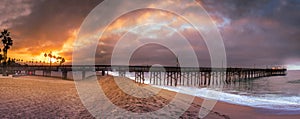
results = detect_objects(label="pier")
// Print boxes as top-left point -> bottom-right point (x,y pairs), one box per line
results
0,65 -> 286,86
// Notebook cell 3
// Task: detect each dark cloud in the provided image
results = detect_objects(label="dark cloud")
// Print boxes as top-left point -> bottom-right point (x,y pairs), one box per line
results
129,43 -> 177,66
0,0 -> 33,28
1,0 -> 299,68
201,0 -> 300,67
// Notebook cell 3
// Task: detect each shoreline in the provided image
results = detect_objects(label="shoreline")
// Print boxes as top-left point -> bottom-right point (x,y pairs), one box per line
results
156,85 -> 300,114
0,75 -> 299,118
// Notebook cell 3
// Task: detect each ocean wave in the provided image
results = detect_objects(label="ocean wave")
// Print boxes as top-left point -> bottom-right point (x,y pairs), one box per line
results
108,71 -> 300,112
156,85 -> 300,111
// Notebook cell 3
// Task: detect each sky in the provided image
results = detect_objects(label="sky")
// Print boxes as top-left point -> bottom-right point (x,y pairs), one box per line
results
0,0 -> 299,70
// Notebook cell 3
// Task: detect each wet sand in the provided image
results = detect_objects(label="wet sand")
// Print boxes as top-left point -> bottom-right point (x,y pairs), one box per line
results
0,76 -> 299,118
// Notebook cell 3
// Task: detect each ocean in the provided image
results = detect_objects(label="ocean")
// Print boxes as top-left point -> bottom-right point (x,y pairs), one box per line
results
108,70 -> 300,114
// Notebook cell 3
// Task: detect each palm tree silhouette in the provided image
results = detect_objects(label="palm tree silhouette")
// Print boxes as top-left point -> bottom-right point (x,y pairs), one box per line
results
48,52 -> 53,66
60,58 -> 65,66
55,56 -> 65,66
0,29 -> 13,76
0,29 -> 13,63
0,54 -> 3,63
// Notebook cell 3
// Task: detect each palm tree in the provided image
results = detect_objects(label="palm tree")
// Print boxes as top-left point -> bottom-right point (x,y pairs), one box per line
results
61,58 -> 65,65
0,29 -> 13,63
44,53 -> 47,65
0,54 -> 3,63
55,56 -> 65,66
48,52 -> 52,66
0,29 -> 13,76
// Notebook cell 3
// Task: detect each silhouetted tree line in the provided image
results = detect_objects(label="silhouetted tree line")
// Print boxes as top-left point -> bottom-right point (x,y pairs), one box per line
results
0,29 -> 66,76
44,51 -> 65,66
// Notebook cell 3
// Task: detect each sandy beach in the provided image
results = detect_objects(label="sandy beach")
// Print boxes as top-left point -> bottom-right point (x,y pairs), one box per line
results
0,76 -> 299,118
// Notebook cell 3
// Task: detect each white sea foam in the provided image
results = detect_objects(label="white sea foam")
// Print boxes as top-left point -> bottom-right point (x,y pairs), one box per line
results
108,71 -> 300,112
156,86 -> 300,111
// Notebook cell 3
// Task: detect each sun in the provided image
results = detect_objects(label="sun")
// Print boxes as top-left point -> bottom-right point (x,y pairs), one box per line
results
33,51 -> 62,63
50,57 -> 57,63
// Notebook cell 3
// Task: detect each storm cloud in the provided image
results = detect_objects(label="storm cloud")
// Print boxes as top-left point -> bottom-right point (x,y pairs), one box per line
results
201,0 -> 300,67
0,0 -> 299,69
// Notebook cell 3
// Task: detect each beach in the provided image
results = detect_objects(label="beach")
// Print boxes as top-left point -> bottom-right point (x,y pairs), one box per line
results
0,76 -> 299,118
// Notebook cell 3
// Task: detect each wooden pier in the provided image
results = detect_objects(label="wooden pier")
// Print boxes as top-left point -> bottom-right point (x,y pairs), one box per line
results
125,66 -> 286,86
1,65 -> 287,86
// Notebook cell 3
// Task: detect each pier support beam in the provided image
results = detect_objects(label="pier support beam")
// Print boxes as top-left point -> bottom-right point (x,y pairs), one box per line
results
82,71 -> 86,80
62,71 -> 68,79
101,69 -> 105,76
150,72 -> 161,85
135,72 -> 144,84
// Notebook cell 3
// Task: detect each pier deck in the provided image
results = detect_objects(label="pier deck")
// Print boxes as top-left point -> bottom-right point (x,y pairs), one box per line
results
1,65 -> 287,86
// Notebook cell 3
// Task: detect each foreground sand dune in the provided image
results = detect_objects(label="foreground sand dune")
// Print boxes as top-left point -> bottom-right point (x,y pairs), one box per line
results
0,76 -> 299,118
